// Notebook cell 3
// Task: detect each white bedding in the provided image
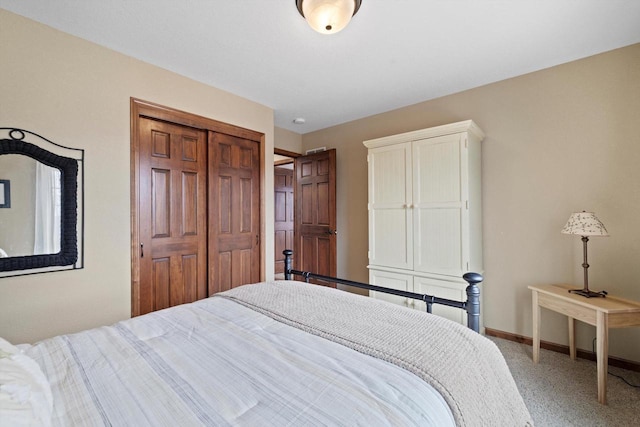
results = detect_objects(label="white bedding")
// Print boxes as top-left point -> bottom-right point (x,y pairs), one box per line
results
23,295 -> 455,426
0,337 -> 53,427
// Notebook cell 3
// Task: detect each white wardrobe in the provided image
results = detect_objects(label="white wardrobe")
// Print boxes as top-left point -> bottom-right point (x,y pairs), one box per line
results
363,120 -> 484,326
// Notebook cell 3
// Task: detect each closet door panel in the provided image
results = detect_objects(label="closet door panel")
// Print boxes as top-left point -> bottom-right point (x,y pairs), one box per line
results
370,209 -> 412,269
415,208 -> 463,276
413,134 -> 461,203
367,143 -> 412,269
369,269 -> 413,308
138,118 -> 207,316
413,134 -> 466,276
413,276 -> 466,325
208,132 -> 260,294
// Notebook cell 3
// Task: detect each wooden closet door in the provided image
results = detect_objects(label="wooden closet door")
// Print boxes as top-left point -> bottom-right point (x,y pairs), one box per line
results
209,132 -> 260,294
138,118 -> 207,315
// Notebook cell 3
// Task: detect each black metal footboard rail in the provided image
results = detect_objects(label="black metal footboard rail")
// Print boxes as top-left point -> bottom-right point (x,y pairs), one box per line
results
282,250 -> 483,333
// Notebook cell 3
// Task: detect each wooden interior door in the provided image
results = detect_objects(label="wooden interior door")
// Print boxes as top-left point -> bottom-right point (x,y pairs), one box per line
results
137,118 -> 207,315
294,149 -> 337,285
274,167 -> 294,276
209,132 -> 260,294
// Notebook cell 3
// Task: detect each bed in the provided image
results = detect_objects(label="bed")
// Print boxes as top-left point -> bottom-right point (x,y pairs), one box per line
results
1,266 -> 533,426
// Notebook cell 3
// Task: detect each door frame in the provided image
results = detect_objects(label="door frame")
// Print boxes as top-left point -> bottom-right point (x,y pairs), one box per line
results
273,147 -> 302,277
130,98 -> 265,316
273,148 -> 300,273
274,148 -> 300,160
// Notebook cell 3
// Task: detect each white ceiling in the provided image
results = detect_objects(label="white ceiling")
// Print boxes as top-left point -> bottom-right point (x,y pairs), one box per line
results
2,1 -> 640,134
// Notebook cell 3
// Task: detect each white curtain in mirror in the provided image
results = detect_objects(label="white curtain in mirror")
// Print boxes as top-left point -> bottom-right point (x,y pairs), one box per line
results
34,163 -> 61,254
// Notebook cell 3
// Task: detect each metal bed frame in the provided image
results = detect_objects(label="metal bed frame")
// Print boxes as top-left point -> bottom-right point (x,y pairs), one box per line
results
282,250 -> 483,333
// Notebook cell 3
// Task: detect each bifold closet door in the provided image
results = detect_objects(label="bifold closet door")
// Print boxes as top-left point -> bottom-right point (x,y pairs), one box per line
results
208,132 -> 260,294
138,118 -> 208,315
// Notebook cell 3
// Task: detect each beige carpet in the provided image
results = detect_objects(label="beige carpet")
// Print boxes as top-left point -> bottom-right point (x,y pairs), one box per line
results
489,337 -> 640,426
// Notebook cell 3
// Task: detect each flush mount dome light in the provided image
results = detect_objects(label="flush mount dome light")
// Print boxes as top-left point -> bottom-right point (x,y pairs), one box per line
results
296,0 -> 362,35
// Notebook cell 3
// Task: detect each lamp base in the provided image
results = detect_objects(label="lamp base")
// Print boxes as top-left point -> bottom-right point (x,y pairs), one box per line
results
569,289 -> 607,298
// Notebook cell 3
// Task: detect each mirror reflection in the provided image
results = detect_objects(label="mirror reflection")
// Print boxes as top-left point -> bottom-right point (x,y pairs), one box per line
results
0,154 -> 62,257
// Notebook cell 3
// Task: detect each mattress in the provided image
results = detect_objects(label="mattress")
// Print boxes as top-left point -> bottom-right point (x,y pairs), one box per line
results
23,293 -> 455,426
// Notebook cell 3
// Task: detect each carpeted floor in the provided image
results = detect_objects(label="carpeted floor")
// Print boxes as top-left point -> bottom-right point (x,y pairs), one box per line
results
489,337 -> 640,426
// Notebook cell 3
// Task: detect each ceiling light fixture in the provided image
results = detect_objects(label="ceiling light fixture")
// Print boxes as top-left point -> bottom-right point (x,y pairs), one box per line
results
296,0 -> 362,35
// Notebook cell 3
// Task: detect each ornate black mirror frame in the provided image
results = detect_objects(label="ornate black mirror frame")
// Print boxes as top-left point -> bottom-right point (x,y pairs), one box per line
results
0,128 -> 84,277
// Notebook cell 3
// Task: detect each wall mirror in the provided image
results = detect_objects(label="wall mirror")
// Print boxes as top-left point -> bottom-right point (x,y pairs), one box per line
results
0,128 -> 84,277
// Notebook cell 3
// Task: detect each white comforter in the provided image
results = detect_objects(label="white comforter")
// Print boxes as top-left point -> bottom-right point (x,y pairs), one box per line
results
24,295 -> 455,426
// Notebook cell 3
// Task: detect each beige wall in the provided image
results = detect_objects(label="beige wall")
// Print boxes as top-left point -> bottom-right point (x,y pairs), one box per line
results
275,127 -> 303,154
302,43 -> 640,363
0,10 -> 275,344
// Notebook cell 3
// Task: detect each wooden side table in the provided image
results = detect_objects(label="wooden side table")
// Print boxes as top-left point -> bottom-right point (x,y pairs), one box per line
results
529,284 -> 640,404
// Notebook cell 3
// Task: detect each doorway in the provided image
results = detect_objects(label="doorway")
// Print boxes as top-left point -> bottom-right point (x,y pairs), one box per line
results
273,148 -> 337,284
274,149 -> 297,278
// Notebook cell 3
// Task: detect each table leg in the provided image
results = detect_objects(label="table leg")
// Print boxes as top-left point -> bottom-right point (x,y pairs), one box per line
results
568,317 -> 576,360
532,290 -> 540,364
596,311 -> 608,404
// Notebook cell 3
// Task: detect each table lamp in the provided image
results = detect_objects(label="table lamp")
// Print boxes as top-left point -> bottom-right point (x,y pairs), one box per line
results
561,211 -> 609,297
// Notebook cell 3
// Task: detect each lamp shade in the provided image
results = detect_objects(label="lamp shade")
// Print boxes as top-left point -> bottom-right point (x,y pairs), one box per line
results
297,0 -> 361,34
561,211 -> 609,236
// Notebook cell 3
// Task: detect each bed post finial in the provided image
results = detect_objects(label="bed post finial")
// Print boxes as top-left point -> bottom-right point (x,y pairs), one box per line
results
283,250 -> 293,280
463,272 -> 482,333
